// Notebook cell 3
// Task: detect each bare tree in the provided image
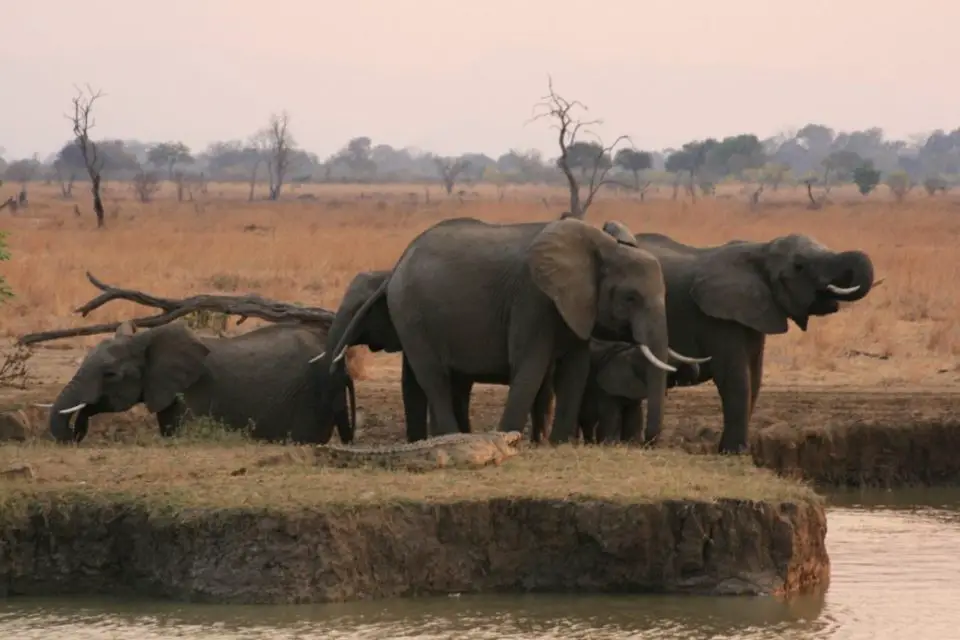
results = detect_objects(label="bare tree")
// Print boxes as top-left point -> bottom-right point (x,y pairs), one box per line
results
52,159 -> 75,198
263,111 -> 294,201
18,272 -> 336,346
433,156 -> 469,195
67,85 -> 106,228
132,165 -> 161,202
529,76 -> 630,219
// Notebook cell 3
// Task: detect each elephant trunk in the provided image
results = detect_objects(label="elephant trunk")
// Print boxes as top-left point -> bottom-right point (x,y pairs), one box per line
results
631,313 -> 670,445
825,250 -> 875,302
49,379 -> 88,442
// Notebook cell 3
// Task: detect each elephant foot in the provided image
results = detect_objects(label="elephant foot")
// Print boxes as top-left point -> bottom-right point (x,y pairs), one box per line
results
717,441 -> 749,455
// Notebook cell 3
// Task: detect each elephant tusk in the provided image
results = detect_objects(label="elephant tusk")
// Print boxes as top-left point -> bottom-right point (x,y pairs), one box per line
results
667,348 -> 711,364
332,348 -> 347,364
58,402 -> 87,415
33,403 -> 54,409
308,352 -> 325,364
640,345 -> 677,373
826,283 -> 861,295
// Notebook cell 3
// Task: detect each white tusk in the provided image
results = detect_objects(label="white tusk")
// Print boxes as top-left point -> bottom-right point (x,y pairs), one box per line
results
640,345 -> 676,373
827,283 -> 860,295
333,349 -> 346,364
58,402 -> 87,415
33,403 -> 54,408
308,352 -> 325,364
667,348 -> 711,364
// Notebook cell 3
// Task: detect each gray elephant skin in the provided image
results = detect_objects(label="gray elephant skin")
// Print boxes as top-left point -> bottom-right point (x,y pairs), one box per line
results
600,223 -> 875,454
46,320 -> 355,445
578,340 -> 701,445
327,217 -> 703,445
317,269 -> 553,443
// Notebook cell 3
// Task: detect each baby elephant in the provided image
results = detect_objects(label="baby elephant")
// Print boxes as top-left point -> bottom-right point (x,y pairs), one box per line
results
579,339 -> 701,445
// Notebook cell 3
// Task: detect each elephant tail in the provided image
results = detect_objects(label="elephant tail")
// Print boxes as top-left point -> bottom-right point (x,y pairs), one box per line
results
346,372 -> 357,443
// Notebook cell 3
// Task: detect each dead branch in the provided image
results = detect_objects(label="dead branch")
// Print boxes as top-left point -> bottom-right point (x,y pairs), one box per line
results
18,272 -> 335,345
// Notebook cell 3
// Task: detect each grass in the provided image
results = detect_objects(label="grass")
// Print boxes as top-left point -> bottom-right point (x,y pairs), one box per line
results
0,431 -> 818,516
1,179 -> 957,391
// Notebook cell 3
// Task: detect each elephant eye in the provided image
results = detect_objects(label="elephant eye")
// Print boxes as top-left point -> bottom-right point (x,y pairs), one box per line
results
103,369 -> 120,381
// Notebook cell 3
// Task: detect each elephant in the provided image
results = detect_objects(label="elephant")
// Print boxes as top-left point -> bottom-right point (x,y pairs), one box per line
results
600,222 -> 876,454
315,269 -> 554,443
325,217 -> 708,445
43,320 -> 356,445
577,339 -> 702,445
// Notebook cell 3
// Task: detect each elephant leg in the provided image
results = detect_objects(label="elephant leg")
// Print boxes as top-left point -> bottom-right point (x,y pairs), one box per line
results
596,397 -> 623,445
747,334 -> 765,421
156,398 -> 188,437
620,400 -> 644,444
530,374 -> 554,443
711,352 -> 752,455
548,344 -> 591,445
406,357 -> 458,437
501,334 -> 555,437
451,376 -> 473,433
402,355 -> 430,442
333,377 -> 355,444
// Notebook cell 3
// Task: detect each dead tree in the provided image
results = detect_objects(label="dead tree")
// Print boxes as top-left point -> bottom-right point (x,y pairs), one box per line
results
265,111 -> 294,201
52,160 -> 75,198
434,157 -> 469,195
132,166 -> 161,203
18,272 -> 336,346
529,76 -> 630,219
67,85 -> 106,228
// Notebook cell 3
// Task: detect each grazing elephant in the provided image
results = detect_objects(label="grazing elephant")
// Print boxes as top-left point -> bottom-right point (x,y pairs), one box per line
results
315,270 -> 554,442
578,339 -> 701,444
327,217 -> 708,445
600,223 -> 875,454
44,320 -> 355,444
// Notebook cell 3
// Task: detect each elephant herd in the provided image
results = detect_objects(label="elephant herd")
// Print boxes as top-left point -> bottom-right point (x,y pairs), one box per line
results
42,215 -> 875,455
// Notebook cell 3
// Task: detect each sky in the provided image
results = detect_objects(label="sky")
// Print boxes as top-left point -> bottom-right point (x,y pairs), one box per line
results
2,0 -> 958,161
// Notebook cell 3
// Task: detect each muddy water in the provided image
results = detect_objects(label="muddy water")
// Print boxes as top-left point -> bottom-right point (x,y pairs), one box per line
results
1,489 -> 959,640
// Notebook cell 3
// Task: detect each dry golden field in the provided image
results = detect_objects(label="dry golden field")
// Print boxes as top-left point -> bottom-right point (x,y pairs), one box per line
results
0,178 -> 958,450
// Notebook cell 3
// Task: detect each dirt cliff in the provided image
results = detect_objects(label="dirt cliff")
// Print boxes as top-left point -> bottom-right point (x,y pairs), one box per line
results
0,495 -> 828,604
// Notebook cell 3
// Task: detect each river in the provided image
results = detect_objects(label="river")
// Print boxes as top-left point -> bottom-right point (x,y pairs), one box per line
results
1,488 -> 958,639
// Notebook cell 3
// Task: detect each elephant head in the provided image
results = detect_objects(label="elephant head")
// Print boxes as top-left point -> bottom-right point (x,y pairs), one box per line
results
46,321 -> 210,442
689,234 -> 875,334
594,341 -> 702,401
527,218 -> 708,442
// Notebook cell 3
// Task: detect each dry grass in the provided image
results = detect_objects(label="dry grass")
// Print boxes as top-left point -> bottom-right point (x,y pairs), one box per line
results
0,429 -> 817,513
1,180 -> 958,390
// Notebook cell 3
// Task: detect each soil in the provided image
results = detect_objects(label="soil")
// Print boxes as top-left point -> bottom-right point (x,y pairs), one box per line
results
7,344 -> 960,488
0,496 -> 828,603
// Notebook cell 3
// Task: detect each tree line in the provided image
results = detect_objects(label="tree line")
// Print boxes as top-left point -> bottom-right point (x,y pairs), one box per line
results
2,81 -> 959,222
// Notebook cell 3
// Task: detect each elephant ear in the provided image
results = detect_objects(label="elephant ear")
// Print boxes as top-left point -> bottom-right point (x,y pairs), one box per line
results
528,219 -> 600,340
689,249 -> 789,335
601,220 -> 638,247
136,324 -> 211,413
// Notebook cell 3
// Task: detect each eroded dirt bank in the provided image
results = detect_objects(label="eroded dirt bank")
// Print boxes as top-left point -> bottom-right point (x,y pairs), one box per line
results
0,496 -> 828,604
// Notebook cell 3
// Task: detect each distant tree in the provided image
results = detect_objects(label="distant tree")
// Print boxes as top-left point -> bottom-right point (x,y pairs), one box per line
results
923,176 -> 949,196
530,76 -> 630,219
822,150 -> 865,183
432,156 -> 469,195
4,158 -> 40,186
665,139 -> 717,200
0,230 -> 13,302
66,84 -> 107,228
613,148 -> 653,192
885,170 -> 913,203
147,142 -> 194,181
260,111 -> 295,201
852,163 -> 881,195
132,165 -> 161,202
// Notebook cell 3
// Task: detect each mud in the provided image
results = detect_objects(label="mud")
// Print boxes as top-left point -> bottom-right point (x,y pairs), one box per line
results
0,495 -> 828,604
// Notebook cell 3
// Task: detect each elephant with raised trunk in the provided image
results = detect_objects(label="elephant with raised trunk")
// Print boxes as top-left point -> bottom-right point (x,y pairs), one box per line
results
600,221 -> 876,454
578,339 -> 702,444
315,270 -> 554,443
44,321 -> 355,444
326,217 -> 708,445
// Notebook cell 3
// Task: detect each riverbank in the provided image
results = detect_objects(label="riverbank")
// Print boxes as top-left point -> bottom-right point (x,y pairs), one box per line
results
0,440 -> 828,604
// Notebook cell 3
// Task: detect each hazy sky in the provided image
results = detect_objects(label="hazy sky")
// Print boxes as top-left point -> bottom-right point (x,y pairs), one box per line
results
3,0 -> 958,161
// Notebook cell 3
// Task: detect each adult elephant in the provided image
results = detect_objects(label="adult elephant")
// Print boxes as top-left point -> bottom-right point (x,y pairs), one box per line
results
326,217 -> 707,445
601,222 -> 875,454
315,270 -> 554,443
42,320 -> 356,444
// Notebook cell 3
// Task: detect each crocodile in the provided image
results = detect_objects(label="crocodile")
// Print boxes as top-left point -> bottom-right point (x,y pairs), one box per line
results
257,431 -> 524,473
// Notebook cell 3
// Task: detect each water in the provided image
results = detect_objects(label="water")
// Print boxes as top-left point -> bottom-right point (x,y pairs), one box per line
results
2,489 -> 960,639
